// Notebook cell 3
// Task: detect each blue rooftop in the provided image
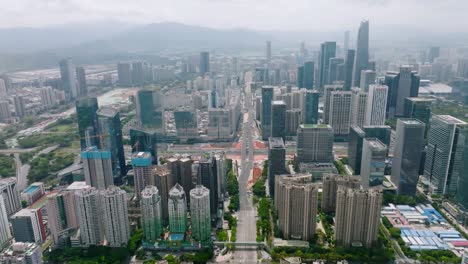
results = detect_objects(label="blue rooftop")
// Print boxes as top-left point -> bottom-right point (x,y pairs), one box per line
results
170,234 -> 184,241
23,185 -> 39,194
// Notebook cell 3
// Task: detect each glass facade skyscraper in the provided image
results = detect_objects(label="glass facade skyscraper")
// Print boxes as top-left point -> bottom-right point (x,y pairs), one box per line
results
303,61 -> 315,90
261,86 -> 274,140
318,42 -> 337,89
304,90 -> 319,124
129,128 -> 158,164
76,97 -> 99,150
271,101 -> 286,142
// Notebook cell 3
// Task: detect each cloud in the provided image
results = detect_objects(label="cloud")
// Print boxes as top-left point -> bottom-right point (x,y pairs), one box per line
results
0,0 -> 466,32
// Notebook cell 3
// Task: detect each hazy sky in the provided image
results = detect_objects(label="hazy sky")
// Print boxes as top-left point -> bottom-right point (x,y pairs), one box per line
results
1,0 -> 467,32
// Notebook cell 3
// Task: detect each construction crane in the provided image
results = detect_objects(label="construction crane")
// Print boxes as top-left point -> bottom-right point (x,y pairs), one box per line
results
81,133 -> 110,149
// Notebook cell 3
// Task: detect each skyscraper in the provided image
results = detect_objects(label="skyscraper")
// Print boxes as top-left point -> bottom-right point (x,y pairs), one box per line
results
0,101 -> 11,122
81,147 -> 113,190
76,97 -> 99,150
343,31 -> 350,55
268,137 -> 287,197
131,61 -> 145,86
328,91 -> 353,137
13,96 -> 25,118
286,109 -> 301,136
136,90 -> 163,129
190,185 -> 211,241
428,46 -> 440,63
100,186 -> 130,247
303,61 -> 315,89
274,174 -> 318,241
0,196 -> 11,250
166,156 -> 194,206
11,209 -> 46,243
40,87 -> 56,107
318,42 -> 337,88
303,90 -> 319,124
321,174 -> 360,212
403,97 -> 434,127
168,184 -> 187,234
360,138 -> 387,189
392,119 -> 425,195
130,128 -> 158,164
350,88 -> 367,128
153,165 -> 173,224
261,86 -> 274,140
344,49 -> 356,91
424,115 -> 468,195
335,187 -> 382,247
296,124 -> 334,163
323,84 -> 343,124
200,52 -> 210,76
271,100 -> 286,141
348,126 -> 366,175
59,58 -> 77,100
328,58 -> 344,84
76,66 -> 87,97
266,41 -> 272,64
141,186 -> 163,243
296,66 -> 304,88
363,125 -> 392,147
0,177 -> 21,217
97,107 -> 126,183
359,70 -> 376,91
197,157 -> 218,220
132,152 -> 153,199
352,20 -> 369,87
364,84 -> 388,126
385,66 -> 420,117
75,187 -> 102,246
46,191 -> 80,244
117,62 -> 132,86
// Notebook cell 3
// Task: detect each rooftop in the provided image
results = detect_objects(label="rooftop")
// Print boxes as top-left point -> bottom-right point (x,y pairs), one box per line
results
300,124 -> 331,129
67,181 -> 89,190
364,138 -> 387,150
435,115 -> 467,125
272,100 -> 286,105
268,137 -> 285,148
399,119 -> 425,126
96,106 -> 119,117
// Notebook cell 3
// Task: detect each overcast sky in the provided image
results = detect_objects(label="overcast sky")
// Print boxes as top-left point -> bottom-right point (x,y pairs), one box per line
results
1,0 -> 466,32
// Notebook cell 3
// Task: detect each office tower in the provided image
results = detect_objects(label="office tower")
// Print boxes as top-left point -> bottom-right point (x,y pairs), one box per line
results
197,157 -> 218,220
271,101 -> 287,141
364,84 -> 388,126
141,186 -> 163,242
46,190 -> 80,244
13,96 -> 25,118
392,119 -> 425,195
286,109 -> 301,136
328,91 -> 353,137
0,101 -> 11,121
318,42 -> 337,88
344,31 -> 350,54
344,49 -> 356,91
352,20 -> 369,87
131,61 -> 145,86
136,90 -> 163,129
168,184 -> 187,234
404,97 -> 434,126
268,138 -> 287,197
200,52 -> 210,76
350,88 -> 367,128
348,126 -> 366,175
11,209 -> 46,243
359,70 -> 376,91
428,46 -> 440,63
76,66 -> 87,97
0,79 -> 6,99
130,128 -> 158,164
323,84 -> 343,124
97,107 -> 126,183
0,242 -> 43,264
266,41 -> 272,64
296,66 -> 304,88
76,97 -> 99,150
0,178 -> 21,217
261,86 -> 274,140
214,153 -> 226,201
303,61 -> 315,89
59,58 -> 77,100
384,66 -> 420,117
75,188 -> 102,246
363,125 -> 391,147
335,187 -> 382,247
296,124 -> 333,163
328,58 -> 344,84
166,156 -> 194,205
100,186 -> 130,247
174,110 -> 198,138
0,197 -> 11,249
117,62 -> 132,86
321,174 -> 360,212
40,87 -> 56,107
132,152 -> 153,199
361,138 -> 387,189
190,185 -> 211,241
303,90 -> 319,124
81,147 -> 113,190
424,115 -> 468,195
274,174 -> 318,241
153,165 -> 173,223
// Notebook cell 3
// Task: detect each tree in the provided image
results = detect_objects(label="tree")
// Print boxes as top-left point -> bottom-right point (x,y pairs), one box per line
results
21,200 -> 28,208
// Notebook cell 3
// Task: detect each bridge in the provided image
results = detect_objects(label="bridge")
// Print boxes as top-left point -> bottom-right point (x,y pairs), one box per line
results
213,241 -> 271,252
